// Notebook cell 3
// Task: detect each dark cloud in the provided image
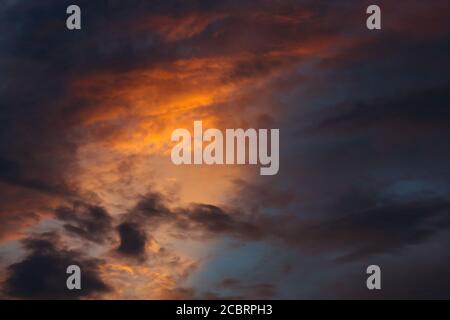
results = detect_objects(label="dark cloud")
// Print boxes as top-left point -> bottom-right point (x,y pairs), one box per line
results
311,86 -> 450,134
230,179 -> 295,213
175,204 -> 262,240
114,193 -> 262,259
116,222 -> 147,260
319,246 -> 450,299
55,202 -> 113,244
290,196 -> 450,260
0,156 -> 72,197
2,233 -> 110,299
115,189 -> 450,265
198,189 -> 450,262
121,193 -> 262,242
127,192 -> 170,222
226,57 -> 287,82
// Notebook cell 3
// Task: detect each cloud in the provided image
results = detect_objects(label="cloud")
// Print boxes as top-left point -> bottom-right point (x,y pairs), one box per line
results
112,187 -> 450,265
116,222 -> 147,261
1,0 -> 450,299
120,193 -> 263,242
2,233 -> 110,299
111,192 -> 261,261
174,204 -> 261,240
310,86 -> 450,134
287,196 -> 450,260
55,202 -> 114,244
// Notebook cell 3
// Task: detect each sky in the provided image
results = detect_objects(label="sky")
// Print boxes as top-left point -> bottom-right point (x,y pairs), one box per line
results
0,0 -> 450,299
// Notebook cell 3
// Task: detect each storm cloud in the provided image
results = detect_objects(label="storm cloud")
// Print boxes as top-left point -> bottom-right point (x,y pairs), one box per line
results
0,0 -> 449,299
2,233 -> 110,299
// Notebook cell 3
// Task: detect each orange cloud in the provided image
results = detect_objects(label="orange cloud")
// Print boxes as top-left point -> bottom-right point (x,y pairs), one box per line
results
141,13 -> 227,42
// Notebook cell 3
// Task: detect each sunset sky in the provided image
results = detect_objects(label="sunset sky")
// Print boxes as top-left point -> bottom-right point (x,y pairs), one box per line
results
1,0 -> 450,299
